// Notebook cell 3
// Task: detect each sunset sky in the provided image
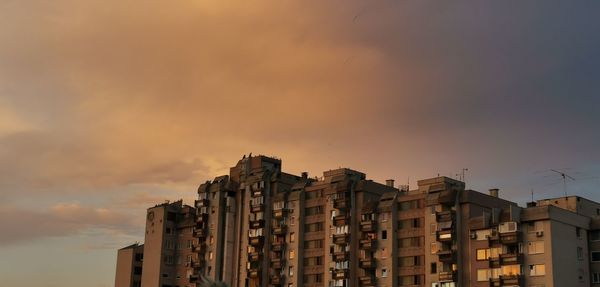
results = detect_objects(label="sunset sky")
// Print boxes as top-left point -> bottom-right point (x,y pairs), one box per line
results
1,1 -> 600,286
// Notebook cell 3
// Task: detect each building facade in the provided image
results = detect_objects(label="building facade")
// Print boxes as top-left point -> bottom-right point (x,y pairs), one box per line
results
115,155 -> 600,287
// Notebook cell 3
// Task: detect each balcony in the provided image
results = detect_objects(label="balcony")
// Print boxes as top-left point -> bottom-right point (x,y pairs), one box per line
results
333,233 -> 350,245
439,271 -> 457,282
248,268 -> 260,278
499,253 -> 523,265
334,215 -> 349,226
488,277 -> 501,287
333,251 -> 348,261
334,197 -> 350,210
333,269 -> 349,280
359,238 -> 376,250
359,275 -> 376,287
487,232 -> 500,244
436,250 -> 456,263
273,225 -> 287,235
360,220 -> 377,232
193,228 -> 207,238
488,257 -> 500,268
248,252 -> 261,262
192,243 -> 206,253
273,208 -> 288,219
499,231 -> 520,245
499,274 -> 522,286
438,189 -> 458,206
250,219 -> 265,229
196,213 -> 209,223
436,229 -> 453,242
252,189 -> 264,198
436,210 -> 455,222
195,199 -> 210,208
270,275 -> 282,286
189,274 -> 199,282
272,241 -> 285,251
250,203 -> 264,213
359,258 -> 376,269
271,258 -> 283,269
249,235 -> 264,247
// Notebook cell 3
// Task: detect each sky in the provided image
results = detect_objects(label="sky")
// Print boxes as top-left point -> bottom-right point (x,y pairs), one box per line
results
1,0 -> 600,286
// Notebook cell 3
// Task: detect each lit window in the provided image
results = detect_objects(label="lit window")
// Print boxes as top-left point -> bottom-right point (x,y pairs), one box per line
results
529,264 -> 545,276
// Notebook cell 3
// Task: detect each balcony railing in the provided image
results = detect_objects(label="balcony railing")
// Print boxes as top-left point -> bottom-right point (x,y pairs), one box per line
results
334,215 -> 349,226
248,252 -> 261,262
272,241 -> 285,251
488,277 -> 501,287
333,269 -> 349,280
195,199 -> 210,208
273,208 -> 288,219
250,219 -> 265,229
196,213 -> 209,223
436,210 -> 455,222
333,251 -> 348,262
360,220 -> 377,232
359,275 -> 376,287
499,231 -> 520,245
333,233 -> 350,245
359,258 -> 376,269
436,250 -> 456,263
271,258 -> 283,269
499,253 -> 523,265
436,229 -> 453,242
359,238 -> 376,250
248,268 -> 260,278
334,198 -> 350,210
249,235 -> 264,246
488,257 -> 500,268
499,274 -> 522,286
273,225 -> 287,235
438,271 -> 457,282
193,228 -> 207,238
250,203 -> 264,213
270,275 -> 282,285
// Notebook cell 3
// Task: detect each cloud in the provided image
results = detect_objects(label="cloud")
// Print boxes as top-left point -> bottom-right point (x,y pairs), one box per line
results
0,202 -> 140,246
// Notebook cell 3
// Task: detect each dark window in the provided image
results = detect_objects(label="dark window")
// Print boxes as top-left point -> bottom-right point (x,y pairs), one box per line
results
592,252 -> 600,262
430,262 -> 437,274
167,212 -> 176,221
134,266 -> 142,275
382,230 -> 387,240
591,230 -> 600,241
135,253 -> 143,262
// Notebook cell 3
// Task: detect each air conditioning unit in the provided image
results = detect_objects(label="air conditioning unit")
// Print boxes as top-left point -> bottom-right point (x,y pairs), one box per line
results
536,231 -> 544,237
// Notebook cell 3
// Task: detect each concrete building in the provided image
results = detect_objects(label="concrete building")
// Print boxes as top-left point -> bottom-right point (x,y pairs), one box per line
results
115,243 -> 144,287
115,155 -> 600,287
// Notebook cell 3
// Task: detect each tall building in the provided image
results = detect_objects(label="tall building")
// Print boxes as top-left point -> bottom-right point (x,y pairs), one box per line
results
115,155 -> 600,287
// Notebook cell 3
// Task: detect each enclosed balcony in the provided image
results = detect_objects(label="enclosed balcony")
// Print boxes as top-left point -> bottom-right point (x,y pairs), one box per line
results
193,228 -> 207,238
488,277 -> 501,287
499,253 -> 523,265
193,243 -> 206,253
359,275 -> 376,287
333,251 -> 348,261
248,268 -> 260,278
251,203 -> 264,213
333,233 -> 350,245
248,252 -> 261,262
334,215 -> 349,226
249,235 -> 265,247
250,219 -> 265,229
195,199 -> 210,208
436,210 -> 455,222
436,250 -> 456,263
438,189 -> 458,206
252,189 -> 264,198
436,229 -> 453,242
334,197 -> 350,210
359,238 -> 376,250
196,213 -> 209,223
273,225 -> 287,235
333,269 -> 349,280
273,208 -> 288,219
272,241 -> 285,251
271,258 -> 283,269
189,274 -> 199,282
360,220 -> 377,232
438,271 -> 457,282
499,231 -> 520,245
359,258 -> 376,269
270,275 -> 282,286
488,257 -> 500,268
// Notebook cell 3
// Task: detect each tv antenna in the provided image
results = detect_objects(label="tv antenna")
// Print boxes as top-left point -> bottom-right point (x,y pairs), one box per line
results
550,169 -> 575,197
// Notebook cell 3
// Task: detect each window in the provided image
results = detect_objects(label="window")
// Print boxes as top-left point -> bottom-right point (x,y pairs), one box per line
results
289,249 -> 295,259
380,212 -> 390,222
529,264 -> 545,276
528,241 -> 545,254
305,206 -> 324,216
430,262 -> 437,274
592,272 -> 600,283
289,266 -> 294,276
477,248 -> 500,260
430,242 -> 440,254
305,222 -> 323,232
577,227 -> 582,239
381,268 -> 388,277
578,247 -> 584,260
290,232 -> 295,243
209,251 -> 213,260
304,239 -> 323,249
592,230 -> 600,241
477,269 -> 489,281
592,251 -> 600,262
430,223 -> 437,235
476,249 -> 488,261
501,265 -> 521,276
382,230 -> 387,240
381,248 -> 388,258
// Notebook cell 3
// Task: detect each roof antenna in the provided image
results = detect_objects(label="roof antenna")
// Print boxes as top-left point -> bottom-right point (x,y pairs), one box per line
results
550,169 -> 575,197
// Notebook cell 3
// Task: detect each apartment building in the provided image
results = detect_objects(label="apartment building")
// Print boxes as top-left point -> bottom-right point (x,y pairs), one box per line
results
115,155 -> 600,287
